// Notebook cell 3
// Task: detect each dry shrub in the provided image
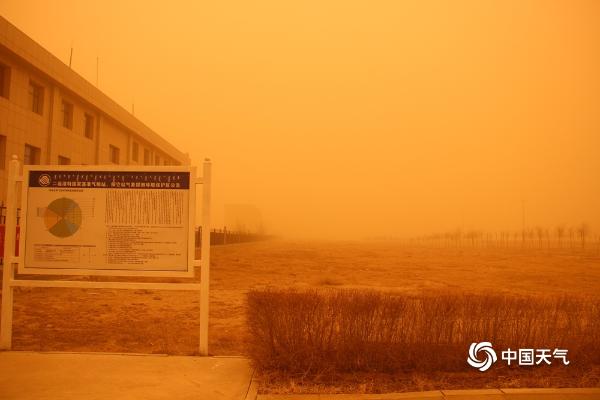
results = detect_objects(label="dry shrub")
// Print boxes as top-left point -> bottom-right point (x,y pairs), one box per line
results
317,276 -> 344,286
246,288 -> 600,375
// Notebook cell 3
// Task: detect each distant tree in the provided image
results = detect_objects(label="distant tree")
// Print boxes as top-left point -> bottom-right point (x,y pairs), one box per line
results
577,223 -> 590,249
536,226 -> 544,248
432,233 -> 442,247
569,227 -> 575,248
444,231 -> 456,247
502,231 -> 510,247
556,225 -> 565,248
528,229 -> 536,246
466,230 -> 478,247
453,229 -> 462,247
513,231 -> 520,246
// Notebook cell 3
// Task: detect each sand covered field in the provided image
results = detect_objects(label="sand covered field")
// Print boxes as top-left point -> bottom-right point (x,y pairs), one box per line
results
1,239 -> 599,356
2,239 -> 599,392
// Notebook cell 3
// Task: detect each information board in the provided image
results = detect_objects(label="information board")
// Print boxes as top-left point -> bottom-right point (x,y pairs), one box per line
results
20,166 -> 196,277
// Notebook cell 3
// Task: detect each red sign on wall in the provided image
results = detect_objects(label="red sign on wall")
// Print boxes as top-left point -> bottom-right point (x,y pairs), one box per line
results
0,225 -> 20,257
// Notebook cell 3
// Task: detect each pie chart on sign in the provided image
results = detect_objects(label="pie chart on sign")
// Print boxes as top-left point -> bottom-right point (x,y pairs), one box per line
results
43,197 -> 83,238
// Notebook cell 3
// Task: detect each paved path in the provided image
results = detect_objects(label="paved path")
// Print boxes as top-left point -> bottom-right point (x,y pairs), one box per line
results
0,351 -> 254,400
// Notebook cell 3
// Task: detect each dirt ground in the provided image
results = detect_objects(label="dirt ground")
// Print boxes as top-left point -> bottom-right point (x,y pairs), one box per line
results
2,239 -> 599,355
1,239 -> 599,391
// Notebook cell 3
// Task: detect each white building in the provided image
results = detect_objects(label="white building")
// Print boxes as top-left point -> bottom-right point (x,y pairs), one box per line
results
0,16 -> 190,202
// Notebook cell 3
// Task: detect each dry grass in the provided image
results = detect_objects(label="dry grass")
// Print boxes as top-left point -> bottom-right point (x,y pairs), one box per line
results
3,240 -> 600,392
247,288 -> 600,375
257,367 -> 600,394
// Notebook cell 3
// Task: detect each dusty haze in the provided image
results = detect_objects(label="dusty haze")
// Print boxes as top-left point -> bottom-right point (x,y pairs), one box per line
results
2,0 -> 599,238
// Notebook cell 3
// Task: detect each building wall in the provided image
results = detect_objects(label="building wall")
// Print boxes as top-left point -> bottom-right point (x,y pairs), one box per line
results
99,117 -> 129,165
48,88 -> 99,166
0,16 -> 190,203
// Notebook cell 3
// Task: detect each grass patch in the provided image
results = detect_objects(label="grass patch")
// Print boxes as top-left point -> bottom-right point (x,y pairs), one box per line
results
257,366 -> 600,394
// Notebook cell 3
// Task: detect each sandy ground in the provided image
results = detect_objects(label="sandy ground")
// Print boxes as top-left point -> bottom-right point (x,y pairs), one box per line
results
1,239 -> 599,356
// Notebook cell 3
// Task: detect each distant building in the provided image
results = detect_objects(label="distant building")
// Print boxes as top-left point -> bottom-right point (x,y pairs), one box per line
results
224,204 -> 264,233
0,16 -> 190,202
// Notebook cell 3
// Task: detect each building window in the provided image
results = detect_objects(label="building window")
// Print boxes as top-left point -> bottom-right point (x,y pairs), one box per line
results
155,154 -> 161,165
84,114 -> 94,139
24,144 -> 41,165
109,145 -> 120,164
58,155 -> 71,165
28,81 -> 44,114
0,135 -> 6,169
132,142 -> 139,162
143,148 -> 151,165
0,64 -> 10,99
62,100 -> 73,129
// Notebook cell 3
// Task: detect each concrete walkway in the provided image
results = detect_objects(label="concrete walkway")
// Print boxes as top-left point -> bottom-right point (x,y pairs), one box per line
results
0,351 -> 254,400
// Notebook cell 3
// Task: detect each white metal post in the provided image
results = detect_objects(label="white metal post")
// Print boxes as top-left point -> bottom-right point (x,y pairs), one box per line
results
1,156 -> 20,350
199,159 -> 212,355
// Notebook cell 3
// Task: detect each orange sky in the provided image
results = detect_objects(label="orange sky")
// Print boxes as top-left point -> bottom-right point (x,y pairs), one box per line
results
2,0 -> 599,238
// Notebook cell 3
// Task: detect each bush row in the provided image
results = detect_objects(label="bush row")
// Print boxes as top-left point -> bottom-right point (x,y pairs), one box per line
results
246,289 -> 600,374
